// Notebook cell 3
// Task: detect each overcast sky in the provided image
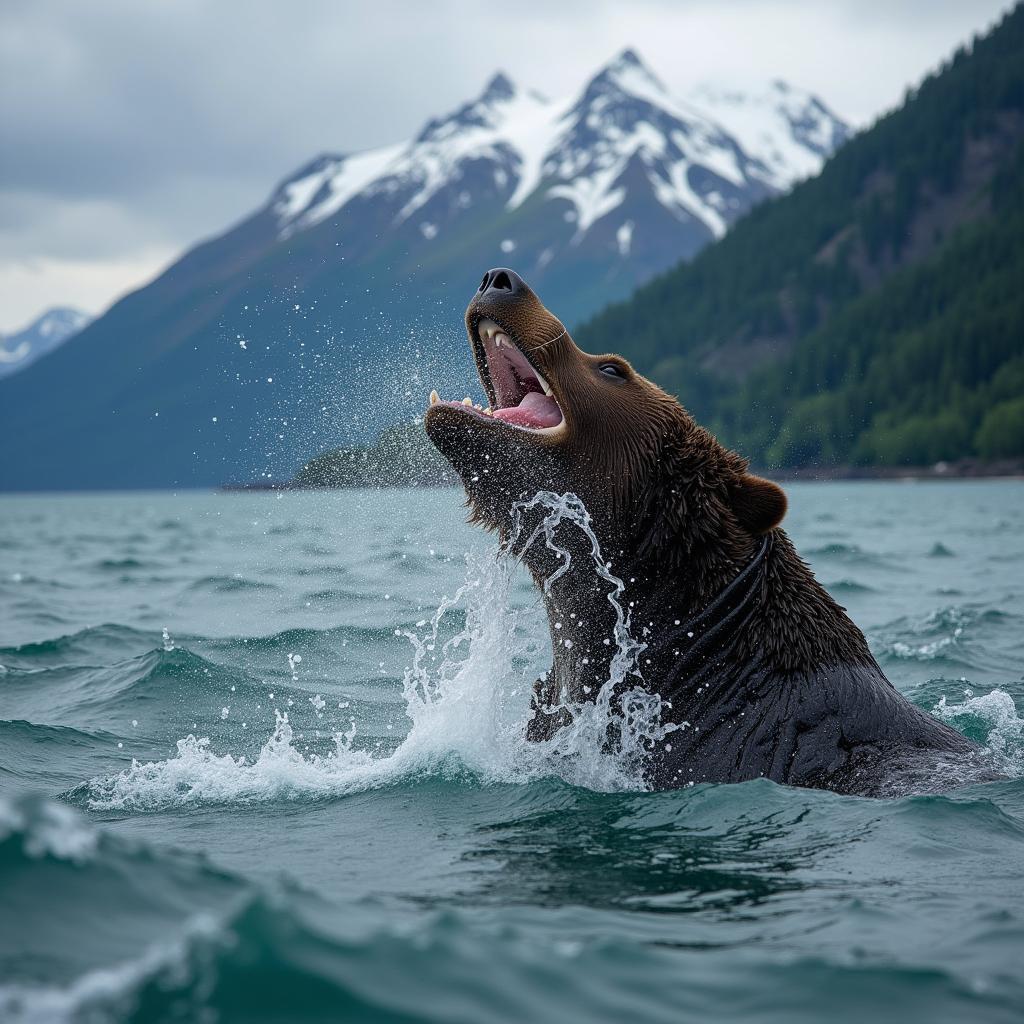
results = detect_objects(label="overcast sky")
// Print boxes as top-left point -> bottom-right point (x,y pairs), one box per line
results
0,0 -> 1015,332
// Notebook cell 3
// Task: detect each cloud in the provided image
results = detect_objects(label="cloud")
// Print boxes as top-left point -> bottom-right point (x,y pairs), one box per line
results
0,252 -> 176,329
0,0 -> 1015,329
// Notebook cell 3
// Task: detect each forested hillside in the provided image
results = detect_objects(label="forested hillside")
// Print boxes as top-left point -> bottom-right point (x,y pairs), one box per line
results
292,423 -> 456,488
577,4 -> 1024,467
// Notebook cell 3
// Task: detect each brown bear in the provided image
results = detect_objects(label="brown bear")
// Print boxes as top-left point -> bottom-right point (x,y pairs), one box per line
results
424,268 -> 984,796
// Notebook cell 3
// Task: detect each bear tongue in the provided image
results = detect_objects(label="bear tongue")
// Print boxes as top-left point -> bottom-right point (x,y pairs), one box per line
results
491,391 -> 562,429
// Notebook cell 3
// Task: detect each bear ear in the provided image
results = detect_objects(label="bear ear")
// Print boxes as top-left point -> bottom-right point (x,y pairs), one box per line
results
730,474 -> 787,535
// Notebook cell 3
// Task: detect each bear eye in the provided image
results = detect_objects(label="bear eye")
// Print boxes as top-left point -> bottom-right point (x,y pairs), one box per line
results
599,362 -> 626,380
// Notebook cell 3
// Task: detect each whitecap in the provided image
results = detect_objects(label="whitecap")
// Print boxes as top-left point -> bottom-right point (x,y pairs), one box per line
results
932,687 -> 1024,775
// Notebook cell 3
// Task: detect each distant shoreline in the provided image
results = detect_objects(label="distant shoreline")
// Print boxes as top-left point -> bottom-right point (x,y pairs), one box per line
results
762,458 -> 1024,482
222,457 -> 1024,492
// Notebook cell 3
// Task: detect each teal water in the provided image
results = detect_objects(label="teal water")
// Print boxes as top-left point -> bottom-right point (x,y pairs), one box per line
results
1,482 -> 1023,1023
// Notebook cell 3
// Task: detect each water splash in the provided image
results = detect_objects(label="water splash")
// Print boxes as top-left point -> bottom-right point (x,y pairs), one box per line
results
500,491 -> 679,789
83,711 -> 383,809
81,492 -> 673,809
932,687 -> 1024,775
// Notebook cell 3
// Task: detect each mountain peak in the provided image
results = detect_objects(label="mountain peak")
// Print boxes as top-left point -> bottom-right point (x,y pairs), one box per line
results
0,305 -> 91,378
415,70 -> 529,142
611,47 -> 644,70
480,71 -> 517,104
592,47 -> 666,96
17,306 -> 90,335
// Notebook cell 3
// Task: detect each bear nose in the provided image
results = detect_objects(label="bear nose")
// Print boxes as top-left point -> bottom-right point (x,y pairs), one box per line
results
476,267 -> 526,300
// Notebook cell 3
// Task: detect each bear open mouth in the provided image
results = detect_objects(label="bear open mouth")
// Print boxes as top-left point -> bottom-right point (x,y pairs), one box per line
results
428,318 -> 565,433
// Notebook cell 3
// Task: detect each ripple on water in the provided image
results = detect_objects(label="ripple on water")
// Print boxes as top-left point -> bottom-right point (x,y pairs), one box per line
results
94,557 -> 151,571
803,542 -> 896,570
825,578 -> 877,595
876,605 -> 1014,670
301,587 -> 370,604
183,575 -> 280,595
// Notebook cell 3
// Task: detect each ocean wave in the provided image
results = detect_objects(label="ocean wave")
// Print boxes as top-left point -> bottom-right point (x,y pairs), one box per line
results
1,823 -> 630,1024
0,794 -> 99,864
2,619 -> 453,688
886,636 -> 959,661
876,604 -> 1014,668
216,621 -> 412,652
200,622 -> 423,687
0,720 -> 132,788
1,623 -> 420,766
5,789 -> 1024,1024
4,893 -> 1016,1024
0,794 -> 250,1023
0,719 -> 120,744
0,645 -> 273,750
0,623 -> 155,670
6,792 -> 665,1023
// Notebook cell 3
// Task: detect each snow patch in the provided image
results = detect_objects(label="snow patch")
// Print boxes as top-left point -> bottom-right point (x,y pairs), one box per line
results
685,79 -> 847,188
616,220 -> 634,256
0,341 -> 30,364
278,143 -> 406,236
549,175 -> 626,236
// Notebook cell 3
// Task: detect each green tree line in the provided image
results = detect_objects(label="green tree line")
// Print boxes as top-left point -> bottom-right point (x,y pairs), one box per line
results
576,4 -> 1024,467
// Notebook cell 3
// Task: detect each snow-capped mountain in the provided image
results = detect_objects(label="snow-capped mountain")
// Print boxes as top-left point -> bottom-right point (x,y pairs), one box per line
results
0,49 -> 849,491
0,307 -> 91,379
269,49 -> 849,308
685,78 -> 851,187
